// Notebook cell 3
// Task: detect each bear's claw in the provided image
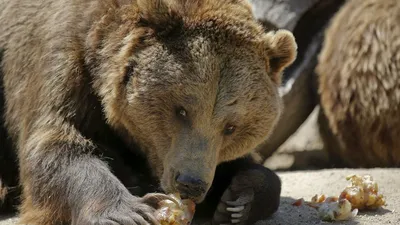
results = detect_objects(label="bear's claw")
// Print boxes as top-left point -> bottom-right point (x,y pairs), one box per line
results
226,206 -> 245,213
72,192 -> 172,225
212,186 -> 254,225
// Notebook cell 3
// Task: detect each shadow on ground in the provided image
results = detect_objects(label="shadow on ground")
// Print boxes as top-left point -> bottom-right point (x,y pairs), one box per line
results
357,208 -> 393,217
255,196 -> 361,225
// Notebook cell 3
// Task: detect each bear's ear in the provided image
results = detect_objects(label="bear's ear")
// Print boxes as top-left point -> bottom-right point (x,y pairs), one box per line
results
134,0 -> 183,35
264,29 -> 297,85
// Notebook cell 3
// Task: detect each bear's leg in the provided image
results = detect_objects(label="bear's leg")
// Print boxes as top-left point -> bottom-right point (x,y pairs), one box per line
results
104,149 -> 159,198
18,125 -> 171,225
201,156 -> 281,225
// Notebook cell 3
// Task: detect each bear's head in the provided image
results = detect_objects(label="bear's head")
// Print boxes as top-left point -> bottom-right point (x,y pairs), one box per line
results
88,0 -> 297,202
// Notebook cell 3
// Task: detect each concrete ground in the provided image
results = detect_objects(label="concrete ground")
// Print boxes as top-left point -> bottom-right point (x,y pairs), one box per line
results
2,108 -> 399,225
0,216 -> 17,225
261,168 -> 400,225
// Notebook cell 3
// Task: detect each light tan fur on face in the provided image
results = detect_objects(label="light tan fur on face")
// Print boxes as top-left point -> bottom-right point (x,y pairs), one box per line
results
95,0 -> 297,196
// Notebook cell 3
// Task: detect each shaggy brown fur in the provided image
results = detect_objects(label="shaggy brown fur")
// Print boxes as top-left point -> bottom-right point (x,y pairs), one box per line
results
0,0 -> 297,224
316,0 -> 400,167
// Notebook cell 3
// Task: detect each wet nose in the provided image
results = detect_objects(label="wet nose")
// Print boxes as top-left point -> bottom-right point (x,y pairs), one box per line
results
175,173 -> 208,198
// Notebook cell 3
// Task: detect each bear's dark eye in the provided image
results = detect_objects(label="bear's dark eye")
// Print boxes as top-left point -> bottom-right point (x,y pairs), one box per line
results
224,124 -> 236,135
176,107 -> 187,119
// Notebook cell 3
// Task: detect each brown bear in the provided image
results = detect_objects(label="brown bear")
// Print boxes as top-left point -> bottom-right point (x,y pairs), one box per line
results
254,0 -> 400,169
316,0 -> 400,167
0,0 -> 297,224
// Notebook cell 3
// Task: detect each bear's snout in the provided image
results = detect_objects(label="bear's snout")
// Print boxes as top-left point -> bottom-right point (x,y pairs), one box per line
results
175,172 -> 208,200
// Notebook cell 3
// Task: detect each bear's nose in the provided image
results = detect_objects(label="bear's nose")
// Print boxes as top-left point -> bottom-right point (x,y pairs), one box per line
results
175,173 -> 207,198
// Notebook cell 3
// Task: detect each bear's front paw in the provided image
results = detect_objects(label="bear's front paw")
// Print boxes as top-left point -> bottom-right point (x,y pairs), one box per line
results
212,167 -> 281,225
73,193 -> 171,225
212,186 -> 254,225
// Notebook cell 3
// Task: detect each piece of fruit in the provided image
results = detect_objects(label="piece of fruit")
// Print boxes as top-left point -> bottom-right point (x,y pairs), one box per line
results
155,193 -> 196,225
340,175 -> 386,210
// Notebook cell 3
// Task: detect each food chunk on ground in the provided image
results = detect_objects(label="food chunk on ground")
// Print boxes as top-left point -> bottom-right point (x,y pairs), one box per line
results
292,174 -> 386,222
340,175 -> 386,210
155,193 -> 196,225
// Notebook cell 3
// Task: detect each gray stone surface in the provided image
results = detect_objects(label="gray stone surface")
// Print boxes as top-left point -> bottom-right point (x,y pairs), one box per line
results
249,0 -> 319,30
262,168 -> 400,225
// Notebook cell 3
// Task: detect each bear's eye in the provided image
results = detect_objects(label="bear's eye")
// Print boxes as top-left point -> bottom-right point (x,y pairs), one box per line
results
224,124 -> 236,135
176,107 -> 187,119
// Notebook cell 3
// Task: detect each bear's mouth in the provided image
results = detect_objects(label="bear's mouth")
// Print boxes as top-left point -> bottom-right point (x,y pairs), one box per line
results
161,170 -> 208,204
177,189 -> 207,204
